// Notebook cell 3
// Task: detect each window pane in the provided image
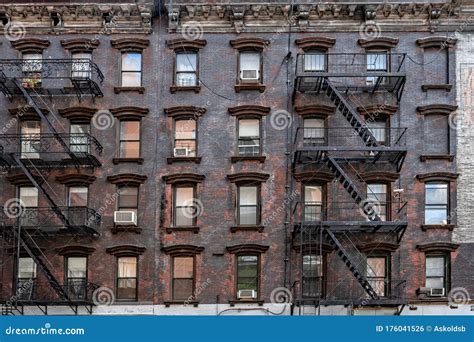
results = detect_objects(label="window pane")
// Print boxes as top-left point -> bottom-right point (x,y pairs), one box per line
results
117,279 -> 137,299
367,53 -> 387,71
22,53 -> 42,72
176,53 -> 197,72
67,257 -> 87,278
120,121 -> 140,140
175,120 -> 196,140
68,187 -> 88,206
240,52 -> 260,70
173,257 -> 193,278
304,185 -> 322,202
426,277 -> 444,289
304,53 -> 325,71
18,257 -> 36,278
21,121 -> 41,135
426,256 -> 445,277
239,207 -> 257,225
425,207 -> 448,224
237,255 -> 258,291
118,186 -> 138,209
118,257 -> 137,277
121,53 -> 141,71
239,120 -> 260,138
367,257 -> 386,277
367,120 -> 386,142
240,186 -> 257,205
121,72 -> 142,87
19,187 -> 38,207
120,141 -> 140,158
176,187 -> 194,206
71,52 -> 91,78
175,208 -> 194,226
426,183 -> 448,204
173,279 -> 193,300
302,255 -> 323,277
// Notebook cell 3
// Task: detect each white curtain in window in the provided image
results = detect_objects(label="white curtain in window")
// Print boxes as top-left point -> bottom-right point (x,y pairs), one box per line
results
118,257 -> 137,278
68,257 -> 87,278
19,187 -> 38,207
18,258 -> 37,278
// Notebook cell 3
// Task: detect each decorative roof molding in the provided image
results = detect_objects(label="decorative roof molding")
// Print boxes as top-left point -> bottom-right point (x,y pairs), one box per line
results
358,37 -> 399,49
357,104 -> 399,116
106,245 -> 146,256
164,106 -> 206,118
228,105 -> 271,117
294,171 -> 334,183
11,38 -> 50,53
226,244 -> 269,254
110,107 -> 149,120
162,173 -> 205,184
416,242 -> 460,253
162,245 -> 205,256
359,171 -> 400,182
227,172 -> 270,183
416,172 -> 459,182
107,174 -> 148,186
111,38 -> 150,51
358,242 -> 399,253
295,37 -> 336,50
416,104 -> 458,115
166,38 -> 207,51
294,105 -> 335,117
230,38 -> 270,51
6,173 -> 43,186
56,174 -> 97,186
416,36 -> 457,49
58,107 -> 96,122
60,38 -> 99,52
55,245 -> 95,256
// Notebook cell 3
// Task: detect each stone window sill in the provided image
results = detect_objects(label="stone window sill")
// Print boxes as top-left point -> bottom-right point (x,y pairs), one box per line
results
164,301 -> 199,307
170,85 -> 201,94
114,86 -> 145,94
229,299 -> 264,306
231,156 -> 266,163
113,157 -> 144,165
235,83 -> 266,93
230,225 -> 264,233
165,226 -> 200,234
111,225 -> 142,234
167,156 -> 202,164
420,154 -> 454,162
421,84 -> 452,92
421,224 -> 455,231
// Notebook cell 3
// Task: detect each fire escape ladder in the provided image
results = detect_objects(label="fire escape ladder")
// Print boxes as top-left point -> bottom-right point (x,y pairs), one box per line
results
321,78 -> 378,148
0,71 -> 13,98
11,79 -> 82,169
323,229 -> 379,300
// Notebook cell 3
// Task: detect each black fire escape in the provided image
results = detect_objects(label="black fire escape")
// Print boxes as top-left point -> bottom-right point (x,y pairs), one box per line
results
0,59 -> 103,315
291,53 -> 408,314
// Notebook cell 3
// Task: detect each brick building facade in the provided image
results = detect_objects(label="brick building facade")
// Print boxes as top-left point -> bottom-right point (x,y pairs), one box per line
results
0,0 -> 472,315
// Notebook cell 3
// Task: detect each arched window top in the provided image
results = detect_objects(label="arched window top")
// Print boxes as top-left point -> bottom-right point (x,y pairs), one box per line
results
416,242 -> 459,253
416,104 -> 458,116
295,37 -> 335,51
58,107 -> 96,122
162,245 -> 204,256
357,104 -> 398,117
11,38 -> 50,53
294,105 -> 335,117
294,171 -> 334,183
106,245 -> 146,256
6,173 -> 42,186
111,38 -> 149,51
227,172 -> 270,183
230,38 -> 270,51
166,38 -> 207,51
226,244 -> 269,254
360,171 -> 400,182
55,245 -> 95,256
164,106 -> 206,119
416,172 -> 458,182
358,37 -> 399,49
416,36 -> 457,49
162,173 -> 205,184
357,242 -> 399,253
110,107 -> 149,120
56,174 -> 96,186
107,174 -> 147,186
60,38 -> 100,52
228,105 -> 270,117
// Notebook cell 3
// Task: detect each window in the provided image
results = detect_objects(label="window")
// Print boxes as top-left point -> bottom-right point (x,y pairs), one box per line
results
117,256 -> 137,300
238,119 -> 260,156
238,185 -> 259,225
17,257 -> 37,300
119,121 -> 140,158
302,254 -> 323,297
66,257 -> 87,299
19,186 -> 38,227
68,187 -> 88,207
237,255 -> 259,297
425,255 -> 448,291
70,123 -> 90,153
423,115 -> 449,155
172,256 -> 194,300
71,52 -> 92,79
303,118 -> 325,146
20,121 -> 41,159
173,186 -> 195,226
366,51 -> 388,85
174,119 -> 196,157
118,186 -> 139,214
304,50 -> 326,72
22,53 -> 42,87
425,183 -> 449,224
121,52 -> 142,87
367,256 -> 388,297
367,119 -> 388,145
367,183 -> 388,221
175,52 -> 198,86
239,52 -> 261,83
304,185 -> 323,221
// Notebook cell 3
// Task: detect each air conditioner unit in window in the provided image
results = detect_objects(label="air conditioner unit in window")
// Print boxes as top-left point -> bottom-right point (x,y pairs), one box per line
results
237,289 -> 257,299
174,147 -> 189,157
114,211 -> 137,226
429,288 -> 445,297
240,69 -> 259,82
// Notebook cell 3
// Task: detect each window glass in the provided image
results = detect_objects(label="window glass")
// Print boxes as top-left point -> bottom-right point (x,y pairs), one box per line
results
173,256 -> 194,300
121,53 -> 142,87
70,123 -> 90,153
367,183 -> 387,221
367,120 -> 387,144
239,52 -> 260,80
425,183 -> 448,224
120,121 -> 140,158
237,255 -> 258,292
174,187 -> 194,226
367,257 -> 387,296
367,52 -> 387,71
20,121 -> 41,158
72,52 -> 92,78
67,257 -> 87,278
304,52 -> 325,72
68,187 -> 88,207
19,187 -> 38,207
238,119 -> 260,156
425,256 -> 446,289
239,186 -> 258,225
118,186 -> 138,211
302,254 -> 323,297
117,256 -> 137,300
176,53 -> 197,86
18,257 -> 37,278
174,119 -> 196,156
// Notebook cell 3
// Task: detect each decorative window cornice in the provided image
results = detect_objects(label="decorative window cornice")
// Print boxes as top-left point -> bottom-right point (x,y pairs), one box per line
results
9,107 -> 49,121
60,38 -> 99,52
6,173 -> 43,186
106,245 -> 146,256
416,104 -> 458,116
226,244 -> 269,254
164,106 -> 206,118
162,173 -> 205,184
416,242 -> 460,253
358,37 -> 399,49
358,242 -> 399,253
292,243 -> 333,254
416,36 -> 457,49
294,171 -> 334,183
11,38 -> 50,53
227,172 -> 270,183
166,38 -> 207,51
162,245 -> 204,256
416,172 -> 459,182
295,37 -> 335,50
110,107 -> 149,120
111,38 -> 149,51
107,174 -> 148,186
228,105 -> 270,117
55,245 -> 95,256
56,174 -> 96,186
359,171 -> 400,182
294,105 -> 335,117
230,38 -> 270,51
357,104 -> 398,117
58,107 -> 96,122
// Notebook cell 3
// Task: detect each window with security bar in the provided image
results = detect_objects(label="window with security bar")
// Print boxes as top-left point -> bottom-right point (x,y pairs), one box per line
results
174,119 -> 197,157
424,182 -> 449,224
303,51 -> 326,72
238,119 -> 260,156
70,123 -> 90,153
17,257 -> 37,300
303,118 -> 326,146
22,53 -> 42,88
304,185 -> 323,222
302,254 -> 324,298
425,255 -> 448,291
71,52 -> 92,79
66,257 -> 87,299
366,256 -> 388,297
20,121 -> 40,159
239,52 -> 261,83
176,52 -> 198,86
172,256 -> 194,300
366,51 -> 389,85
117,256 -> 138,300
366,183 -> 388,221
